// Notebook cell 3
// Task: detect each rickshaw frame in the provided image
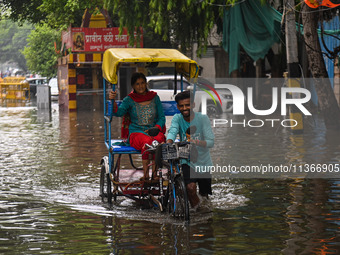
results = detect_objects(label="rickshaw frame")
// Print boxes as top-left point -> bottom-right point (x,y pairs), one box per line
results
100,48 -> 199,220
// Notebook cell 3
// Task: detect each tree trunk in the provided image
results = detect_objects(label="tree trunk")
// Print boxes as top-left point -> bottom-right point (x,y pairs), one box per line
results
214,47 -> 229,78
285,0 -> 300,78
285,0 -> 303,133
301,3 -> 340,129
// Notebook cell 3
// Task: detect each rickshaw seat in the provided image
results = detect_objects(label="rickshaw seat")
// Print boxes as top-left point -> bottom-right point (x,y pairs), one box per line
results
110,139 -> 140,154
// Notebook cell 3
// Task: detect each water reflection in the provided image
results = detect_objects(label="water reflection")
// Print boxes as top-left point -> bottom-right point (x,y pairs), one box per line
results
103,216 -> 193,254
283,179 -> 340,254
0,97 -> 340,254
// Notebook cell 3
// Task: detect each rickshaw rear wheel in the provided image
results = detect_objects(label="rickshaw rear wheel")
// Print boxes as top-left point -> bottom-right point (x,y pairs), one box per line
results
100,163 -> 112,204
168,175 -> 190,221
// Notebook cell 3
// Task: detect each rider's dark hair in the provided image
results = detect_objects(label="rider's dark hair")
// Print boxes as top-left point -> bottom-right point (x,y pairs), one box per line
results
175,90 -> 193,104
131,72 -> 147,86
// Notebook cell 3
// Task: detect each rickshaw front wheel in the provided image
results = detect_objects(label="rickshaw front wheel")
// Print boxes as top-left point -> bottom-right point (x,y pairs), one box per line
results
168,175 -> 190,221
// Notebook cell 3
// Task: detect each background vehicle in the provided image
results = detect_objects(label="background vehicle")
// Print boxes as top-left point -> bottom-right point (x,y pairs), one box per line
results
146,75 -> 233,117
26,77 -> 48,96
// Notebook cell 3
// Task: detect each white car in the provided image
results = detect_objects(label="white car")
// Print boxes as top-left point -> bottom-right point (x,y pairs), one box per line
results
146,75 -> 233,117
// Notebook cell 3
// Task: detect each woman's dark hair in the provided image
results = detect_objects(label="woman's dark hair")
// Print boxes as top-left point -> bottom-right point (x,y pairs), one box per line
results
131,72 -> 147,86
175,90 -> 194,104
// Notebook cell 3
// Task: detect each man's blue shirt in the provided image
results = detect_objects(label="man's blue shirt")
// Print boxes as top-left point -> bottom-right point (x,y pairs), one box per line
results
166,112 -> 214,169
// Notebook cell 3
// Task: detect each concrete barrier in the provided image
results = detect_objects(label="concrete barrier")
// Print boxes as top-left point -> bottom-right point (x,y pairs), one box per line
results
37,85 -> 51,109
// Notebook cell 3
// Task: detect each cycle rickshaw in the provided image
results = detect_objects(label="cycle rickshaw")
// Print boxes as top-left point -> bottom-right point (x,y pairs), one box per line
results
99,48 -> 199,221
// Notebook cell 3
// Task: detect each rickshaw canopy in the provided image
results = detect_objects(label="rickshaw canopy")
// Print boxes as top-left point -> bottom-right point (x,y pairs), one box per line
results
102,48 -> 199,84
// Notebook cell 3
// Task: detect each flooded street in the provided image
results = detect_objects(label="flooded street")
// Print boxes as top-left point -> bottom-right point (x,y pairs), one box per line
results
1,97 -> 340,254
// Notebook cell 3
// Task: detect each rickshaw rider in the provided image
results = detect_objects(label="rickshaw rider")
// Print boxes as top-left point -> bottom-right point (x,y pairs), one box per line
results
109,72 -> 166,180
166,90 -> 214,209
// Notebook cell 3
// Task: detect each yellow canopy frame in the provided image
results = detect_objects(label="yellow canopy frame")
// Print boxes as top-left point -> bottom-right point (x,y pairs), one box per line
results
102,48 -> 199,84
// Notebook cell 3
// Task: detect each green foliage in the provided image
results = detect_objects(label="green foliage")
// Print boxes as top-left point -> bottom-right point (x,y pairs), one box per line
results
1,0 -> 105,29
0,20 -> 33,71
1,0 -> 240,55
106,0 -> 237,55
39,0 -> 105,29
22,24 -> 61,78
0,0 -> 46,24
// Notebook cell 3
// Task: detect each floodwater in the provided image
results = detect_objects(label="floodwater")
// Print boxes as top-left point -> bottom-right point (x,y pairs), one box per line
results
1,96 -> 340,254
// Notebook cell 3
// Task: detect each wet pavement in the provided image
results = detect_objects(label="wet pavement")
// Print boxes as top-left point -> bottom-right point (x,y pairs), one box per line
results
1,97 -> 340,254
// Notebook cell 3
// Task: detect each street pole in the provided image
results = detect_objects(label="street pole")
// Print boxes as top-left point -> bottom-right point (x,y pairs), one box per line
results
285,0 -> 304,133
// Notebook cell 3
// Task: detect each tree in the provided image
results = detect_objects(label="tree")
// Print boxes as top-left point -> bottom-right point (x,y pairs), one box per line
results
39,0 -> 104,28
22,24 -> 61,78
0,20 -> 33,71
0,0 -> 46,24
0,0 -> 104,28
1,0 -> 224,51
105,0 -> 228,55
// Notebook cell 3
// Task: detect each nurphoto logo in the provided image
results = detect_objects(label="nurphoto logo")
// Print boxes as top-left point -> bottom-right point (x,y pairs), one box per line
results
199,82 -> 312,128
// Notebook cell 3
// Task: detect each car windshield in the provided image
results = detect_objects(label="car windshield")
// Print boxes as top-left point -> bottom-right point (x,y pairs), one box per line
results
146,75 -> 216,92
172,81 -> 189,90
27,78 -> 48,85
148,78 -> 190,91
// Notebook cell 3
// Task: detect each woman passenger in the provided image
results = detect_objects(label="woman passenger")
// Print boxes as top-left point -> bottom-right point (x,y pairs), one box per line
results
109,72 -> 165,180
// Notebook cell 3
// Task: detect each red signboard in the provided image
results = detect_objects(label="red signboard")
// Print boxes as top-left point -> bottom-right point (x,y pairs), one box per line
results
62,27 -> 143,52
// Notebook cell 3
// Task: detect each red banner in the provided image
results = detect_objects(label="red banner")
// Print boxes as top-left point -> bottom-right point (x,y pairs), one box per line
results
62,27 -> 143,52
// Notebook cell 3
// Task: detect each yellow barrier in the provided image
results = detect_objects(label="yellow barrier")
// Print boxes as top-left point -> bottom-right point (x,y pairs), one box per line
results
0,82 -> 30,100
3,77 -> 26,83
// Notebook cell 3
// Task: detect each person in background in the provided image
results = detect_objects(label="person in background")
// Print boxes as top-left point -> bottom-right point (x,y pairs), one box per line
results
166,90 -> 214,210
109,72 -> 166,180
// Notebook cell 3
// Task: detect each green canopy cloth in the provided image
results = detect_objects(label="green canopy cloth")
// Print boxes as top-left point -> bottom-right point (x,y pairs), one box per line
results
223,0 -> 282,74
